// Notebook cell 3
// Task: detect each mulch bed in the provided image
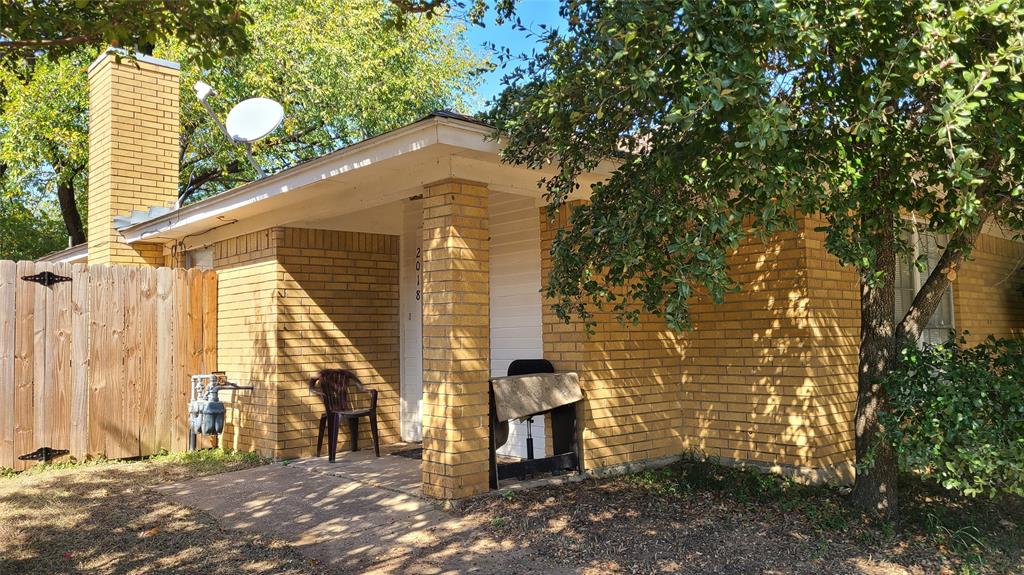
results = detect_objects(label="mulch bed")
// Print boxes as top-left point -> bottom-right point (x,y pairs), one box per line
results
459,463 -> 1023,575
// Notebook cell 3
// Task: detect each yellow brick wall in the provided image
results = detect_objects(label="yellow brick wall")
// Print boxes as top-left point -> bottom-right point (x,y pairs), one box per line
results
204,201 -> 1019,488
539,204 -> 685,472
802,220 -> 860,481
87,52 -> 179,266
540,208 -> 854,482
212,227 -> 401,459
274,228 -> 401,459
420,181 -> 492,499
681,219 -> 837,478
954,232 -> 1024,344
800,225 -> 1024,480
214,228 -> 283,457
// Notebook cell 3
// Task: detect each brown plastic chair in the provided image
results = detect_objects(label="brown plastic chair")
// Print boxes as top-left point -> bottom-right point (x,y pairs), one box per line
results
308,369 -> 380,461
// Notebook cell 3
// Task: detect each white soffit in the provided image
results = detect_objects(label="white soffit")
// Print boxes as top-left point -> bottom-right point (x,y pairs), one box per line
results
120,115 -> 614,245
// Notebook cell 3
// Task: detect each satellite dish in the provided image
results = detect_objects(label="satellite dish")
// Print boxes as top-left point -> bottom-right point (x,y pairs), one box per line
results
225,98 -> 285,143
189,81 -> 285,188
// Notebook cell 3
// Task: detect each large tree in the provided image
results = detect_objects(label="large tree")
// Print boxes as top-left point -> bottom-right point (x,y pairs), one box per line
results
0,0 -> 480,258
485,2 -> 1024,516
0,52 -> 89,248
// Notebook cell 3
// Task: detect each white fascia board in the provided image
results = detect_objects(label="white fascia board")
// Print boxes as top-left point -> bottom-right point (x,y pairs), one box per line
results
435,118 -> 500,152
120,118 -> 447,244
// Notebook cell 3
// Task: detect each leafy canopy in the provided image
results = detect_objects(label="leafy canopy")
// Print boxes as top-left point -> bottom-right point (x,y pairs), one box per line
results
492,1 -> 1024,332
0,0 -> 251,68
0,52 -> 89,256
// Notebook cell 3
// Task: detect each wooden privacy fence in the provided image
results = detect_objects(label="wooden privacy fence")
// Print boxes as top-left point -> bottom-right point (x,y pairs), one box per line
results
0,261 -> 217,470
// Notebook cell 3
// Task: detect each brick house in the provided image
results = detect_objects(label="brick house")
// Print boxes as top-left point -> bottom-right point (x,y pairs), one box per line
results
45,50 -> 1024,499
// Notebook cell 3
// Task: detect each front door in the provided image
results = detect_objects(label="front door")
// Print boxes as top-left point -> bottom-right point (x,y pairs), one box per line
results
399,198 -> 423,441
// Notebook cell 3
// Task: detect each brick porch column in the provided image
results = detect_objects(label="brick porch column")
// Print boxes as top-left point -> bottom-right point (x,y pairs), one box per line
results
420,180 -> 490,499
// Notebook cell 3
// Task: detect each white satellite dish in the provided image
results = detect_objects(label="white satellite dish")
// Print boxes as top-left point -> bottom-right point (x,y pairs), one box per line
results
191,81 -> 284,181
225,98 -> 284,143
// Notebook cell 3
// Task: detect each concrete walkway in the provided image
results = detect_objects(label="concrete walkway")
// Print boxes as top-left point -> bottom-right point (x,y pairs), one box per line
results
157,450 -> 573,575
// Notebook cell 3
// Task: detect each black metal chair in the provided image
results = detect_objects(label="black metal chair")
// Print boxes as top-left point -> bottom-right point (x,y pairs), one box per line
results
308,369 -> 380,461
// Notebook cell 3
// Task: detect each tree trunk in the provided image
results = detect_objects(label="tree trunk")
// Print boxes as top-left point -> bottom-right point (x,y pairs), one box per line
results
56,179 -> 86,246
851,222 -> 899,516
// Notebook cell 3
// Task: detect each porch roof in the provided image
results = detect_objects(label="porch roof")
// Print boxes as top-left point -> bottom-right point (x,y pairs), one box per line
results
118,112 -> 615,247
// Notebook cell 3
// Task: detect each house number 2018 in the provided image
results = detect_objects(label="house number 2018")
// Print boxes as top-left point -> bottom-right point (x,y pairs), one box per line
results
415,247 -> 421,301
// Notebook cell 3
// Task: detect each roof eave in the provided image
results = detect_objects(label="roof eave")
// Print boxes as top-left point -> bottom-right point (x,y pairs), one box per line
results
119,115 -> 479,243
36,242 -> 89,264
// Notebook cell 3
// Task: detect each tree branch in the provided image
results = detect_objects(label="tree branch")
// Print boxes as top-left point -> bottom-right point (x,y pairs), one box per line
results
0,35 -> 99,50
180,160 -> 242,201
389,0 -> 448,14
896,198 -> 1007,342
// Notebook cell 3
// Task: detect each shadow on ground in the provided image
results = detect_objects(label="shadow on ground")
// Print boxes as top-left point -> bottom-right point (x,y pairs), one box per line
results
0,458 -> 317,575
155,455 -> 568,575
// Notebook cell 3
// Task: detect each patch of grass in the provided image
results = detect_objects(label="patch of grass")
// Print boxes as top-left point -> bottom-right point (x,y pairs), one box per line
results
1,448 -> 268,481
150,447 -> 268,467
629,454 -> 816,508
0,456 -> 115,479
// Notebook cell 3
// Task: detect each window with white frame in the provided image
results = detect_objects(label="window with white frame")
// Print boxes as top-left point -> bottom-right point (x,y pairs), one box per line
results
895,227 -> 955,345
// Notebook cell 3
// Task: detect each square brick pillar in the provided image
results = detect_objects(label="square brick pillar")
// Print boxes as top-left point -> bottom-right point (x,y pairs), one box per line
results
420,180 -> 491,500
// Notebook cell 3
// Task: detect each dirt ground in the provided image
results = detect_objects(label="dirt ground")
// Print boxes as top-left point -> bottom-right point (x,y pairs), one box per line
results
2,453 -> 1020,575
459,461 -> 1024,575
0,451 -> 324,575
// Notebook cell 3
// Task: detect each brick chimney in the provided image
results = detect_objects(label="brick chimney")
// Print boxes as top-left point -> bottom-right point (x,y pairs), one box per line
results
87,49 -> 180,265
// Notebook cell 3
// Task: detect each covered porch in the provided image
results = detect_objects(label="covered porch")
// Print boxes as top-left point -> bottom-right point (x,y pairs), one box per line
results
119,113 -> 612,499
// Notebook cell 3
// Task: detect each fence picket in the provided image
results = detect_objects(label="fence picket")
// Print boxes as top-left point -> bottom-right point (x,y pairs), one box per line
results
51,263 -> 73,455
87,265 -> 109,458
32,261 -> 50,451
172,268 -> 190,451
155,268 -> 174,452
122,267 -> 139,457
187,269 -> 206,448
0,261 -> 16,467
70,264 -> 90,457
108,266 -> 131,459
14,261 -> 36,470
138,268 -> 158,455
202,271 -> 218,376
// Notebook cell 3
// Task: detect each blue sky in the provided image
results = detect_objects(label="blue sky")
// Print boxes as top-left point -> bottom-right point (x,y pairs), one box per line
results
463,1 -> 564,112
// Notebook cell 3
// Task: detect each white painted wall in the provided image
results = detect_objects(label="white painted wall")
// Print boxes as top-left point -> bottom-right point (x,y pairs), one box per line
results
489,192 -> 546,458
399,198 -> 423,441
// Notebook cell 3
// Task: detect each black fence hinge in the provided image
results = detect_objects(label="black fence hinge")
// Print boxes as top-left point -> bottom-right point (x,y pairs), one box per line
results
18,447 -> 69,462
21,271 -> 72,287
